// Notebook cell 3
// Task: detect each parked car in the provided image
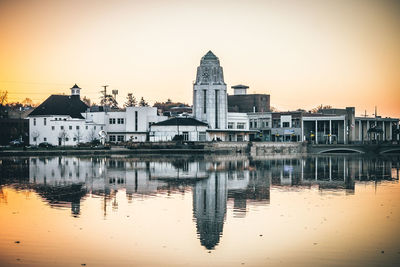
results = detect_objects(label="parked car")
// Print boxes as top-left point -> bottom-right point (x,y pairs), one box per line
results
9,139 -> 24,147
38,142 -> 54,148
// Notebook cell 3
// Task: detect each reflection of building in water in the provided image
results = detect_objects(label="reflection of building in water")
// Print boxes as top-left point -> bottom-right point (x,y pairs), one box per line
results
25,155 -> 400,245
227,160 -> 271,217
149,160 -> 208,180
268,156 -> 399,192
193,172 -> 227,250
0,158 -> 30,184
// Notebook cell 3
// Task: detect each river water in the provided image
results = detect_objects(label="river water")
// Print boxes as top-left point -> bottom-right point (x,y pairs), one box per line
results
0,154 -> 399,266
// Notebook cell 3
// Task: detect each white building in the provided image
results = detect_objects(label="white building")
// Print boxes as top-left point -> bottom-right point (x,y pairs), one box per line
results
149,117 -> 208,142
28,84 -> 167,146
193,51 -> 228,130
88,106 -> 167,143
192,51 -> 253,141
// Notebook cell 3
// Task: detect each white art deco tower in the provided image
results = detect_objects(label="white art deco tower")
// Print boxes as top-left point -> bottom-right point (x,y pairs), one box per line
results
193,51 -> 227,129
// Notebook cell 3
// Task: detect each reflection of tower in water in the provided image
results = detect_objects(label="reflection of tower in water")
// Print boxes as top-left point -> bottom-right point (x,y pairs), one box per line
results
192,172 -> 227,250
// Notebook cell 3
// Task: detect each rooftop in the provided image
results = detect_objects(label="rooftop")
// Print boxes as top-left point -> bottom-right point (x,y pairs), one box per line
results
231,84 -> 249,89
152,117 -> 208,127
29,95 -> 88,119
202,50 -> 218,60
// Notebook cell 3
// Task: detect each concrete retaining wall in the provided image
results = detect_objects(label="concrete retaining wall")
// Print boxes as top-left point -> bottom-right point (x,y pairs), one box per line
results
251,142 -> 306,155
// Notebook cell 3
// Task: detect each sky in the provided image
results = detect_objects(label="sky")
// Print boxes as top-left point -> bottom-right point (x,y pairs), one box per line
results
0,0 -> 399,117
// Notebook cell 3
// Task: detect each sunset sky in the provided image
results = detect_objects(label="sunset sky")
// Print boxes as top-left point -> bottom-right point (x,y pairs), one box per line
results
0,0 -> 399,117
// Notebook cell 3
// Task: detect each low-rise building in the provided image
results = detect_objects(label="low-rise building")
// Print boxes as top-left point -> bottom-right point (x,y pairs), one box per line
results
149,117 -> 208,142
28,84 -> 168,146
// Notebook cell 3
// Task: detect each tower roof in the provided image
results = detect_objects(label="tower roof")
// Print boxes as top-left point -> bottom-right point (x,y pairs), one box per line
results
202,50 -> 218,60
231,84 -> 249,89
71,84 -> 81,89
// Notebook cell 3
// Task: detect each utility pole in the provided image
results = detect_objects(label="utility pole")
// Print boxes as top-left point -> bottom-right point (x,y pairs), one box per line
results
101,85 -> 109,101
101,85 -> 109,113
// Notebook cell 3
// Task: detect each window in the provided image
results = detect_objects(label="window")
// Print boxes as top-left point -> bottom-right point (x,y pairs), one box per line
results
282,122 -> 290,128
94,126 -> 96,130
254,121 -> 257,128
250,121 -> 253,128
44,118 -> 46,126
109,135 -> 116,142
199,132 -> 206,141
237,135 -> 244,141
65,138 -> 69,142
33,118 -> 36,126
117,135 -> 124,142
237,123 -> 245,129
73,137 -> 77,141
135,111 -> 138,131
52,126 -> 55,130
85,126 -> 88,130
215,90 -> 218,128
203,90 -> 207,113
117,118 -> 125,124
109,118 -> 116,124
183,132 -> 189,141
33,137 -> 37,142
228,122 -> 234,129
43,137 -> 47,142
60,126 -> 64,130
76,126 -> 79,130
69,125 -> 72,130
101,126 -> 103,130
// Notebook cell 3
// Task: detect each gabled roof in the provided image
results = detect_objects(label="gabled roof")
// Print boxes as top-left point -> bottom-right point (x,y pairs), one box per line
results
71,83 -> 81,89
152,117 -> 208,126
29,95 -> 88,119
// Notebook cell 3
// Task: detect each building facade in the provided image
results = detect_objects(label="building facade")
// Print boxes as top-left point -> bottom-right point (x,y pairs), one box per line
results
193,51 -> 228,130
28,84 -> 167,146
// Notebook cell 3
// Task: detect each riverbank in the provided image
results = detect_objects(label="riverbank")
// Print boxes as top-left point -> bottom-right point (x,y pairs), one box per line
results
1,142 -> 399,157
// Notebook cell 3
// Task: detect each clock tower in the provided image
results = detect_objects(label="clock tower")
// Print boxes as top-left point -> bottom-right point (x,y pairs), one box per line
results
193,51 -> 227,129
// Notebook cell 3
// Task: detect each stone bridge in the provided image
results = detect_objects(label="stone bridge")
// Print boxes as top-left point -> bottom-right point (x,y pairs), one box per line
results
308,144 -> 400,154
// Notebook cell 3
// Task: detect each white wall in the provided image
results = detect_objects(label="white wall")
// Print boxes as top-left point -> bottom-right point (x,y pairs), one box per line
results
149,125 -> 208,142
29,115 -> 104,146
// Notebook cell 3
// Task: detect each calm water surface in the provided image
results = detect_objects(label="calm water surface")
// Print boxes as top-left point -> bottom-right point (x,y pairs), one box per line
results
0,154 -> 400,266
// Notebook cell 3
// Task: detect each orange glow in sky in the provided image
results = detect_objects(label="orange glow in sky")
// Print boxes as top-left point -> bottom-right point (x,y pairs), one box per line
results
0,0 -> 399,117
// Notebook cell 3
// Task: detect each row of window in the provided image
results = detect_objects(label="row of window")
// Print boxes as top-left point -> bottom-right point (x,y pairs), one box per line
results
249,119 -> 269,128
109,118 -> 125,124
272,120 -> 301,128
109,135 -> 125,142
227,122 -> 246,129
32,137 -> 79,142
33,118 -> 68,126
49,125 -> 103,131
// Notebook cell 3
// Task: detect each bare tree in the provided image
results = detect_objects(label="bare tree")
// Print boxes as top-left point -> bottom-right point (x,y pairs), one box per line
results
82,96 -> 91,107
58,130 -> 69,146
87,128 -> 97,142
31,130 -> 40,146
0,90 -> 8,105
124,93 -> 137,107
74,129 -> 84,143
100,95 -> 118,109
310,104 -> 332,113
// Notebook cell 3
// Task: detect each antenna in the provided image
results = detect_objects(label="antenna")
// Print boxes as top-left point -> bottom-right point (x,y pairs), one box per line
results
360,110 -> 368,117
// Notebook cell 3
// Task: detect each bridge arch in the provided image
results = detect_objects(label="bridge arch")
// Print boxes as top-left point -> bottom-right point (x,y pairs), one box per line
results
318,148 -> 365,154
380,148 -> 400,154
